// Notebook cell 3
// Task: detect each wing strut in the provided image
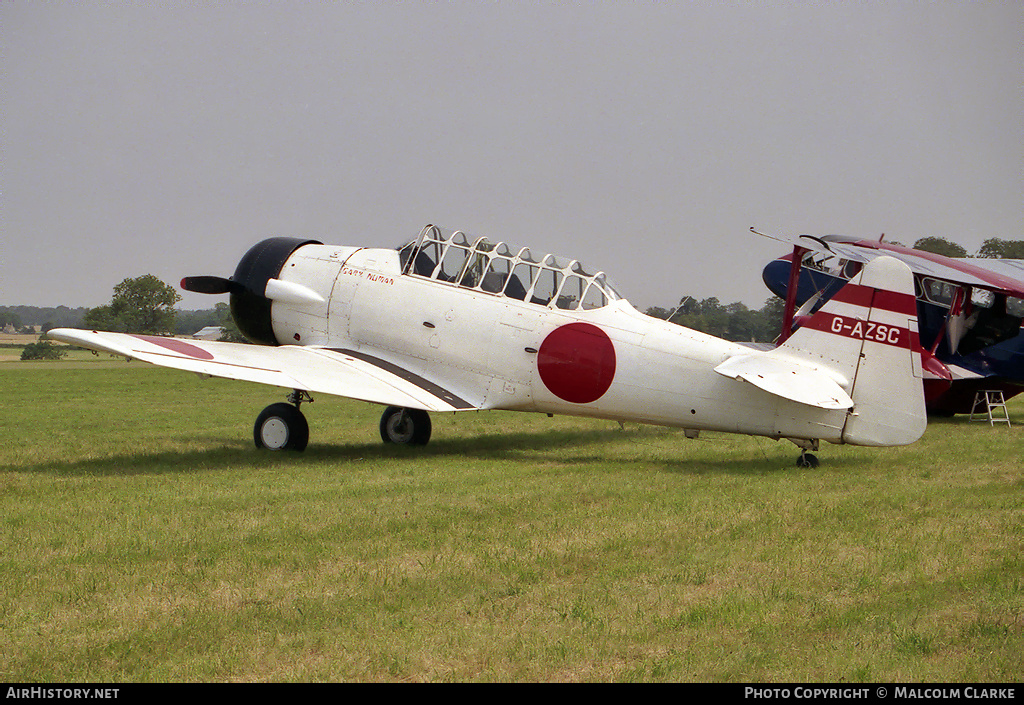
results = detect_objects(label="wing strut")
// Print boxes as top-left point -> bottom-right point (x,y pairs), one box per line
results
778,245 -> 809,344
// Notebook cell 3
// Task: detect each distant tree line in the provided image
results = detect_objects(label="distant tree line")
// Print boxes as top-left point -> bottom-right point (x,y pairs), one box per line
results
4,301 -> 238,338
1,306 -> 89,332
645,296 -> 785,343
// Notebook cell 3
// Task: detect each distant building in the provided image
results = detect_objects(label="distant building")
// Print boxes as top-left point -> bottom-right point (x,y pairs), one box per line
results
192,326 -> 225,340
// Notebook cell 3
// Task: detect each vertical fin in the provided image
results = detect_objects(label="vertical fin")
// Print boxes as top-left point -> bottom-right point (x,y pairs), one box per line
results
779,256 -> 926,446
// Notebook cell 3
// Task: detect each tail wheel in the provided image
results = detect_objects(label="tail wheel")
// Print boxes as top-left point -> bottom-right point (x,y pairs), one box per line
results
254,402 -> 309,451
379,406 -> 431,445
796,453 -> 819,468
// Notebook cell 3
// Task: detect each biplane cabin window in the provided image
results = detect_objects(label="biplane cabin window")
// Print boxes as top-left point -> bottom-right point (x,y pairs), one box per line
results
803,251 -> 838,275
971,288 -> 995,309
957,291 -> 1024,354
399,224 -> 619,310
922,278 -> 957,307
911,277 -> 1024,355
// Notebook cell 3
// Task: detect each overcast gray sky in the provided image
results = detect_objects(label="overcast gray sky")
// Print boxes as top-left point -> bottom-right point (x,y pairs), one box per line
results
4,2 -> 1022,312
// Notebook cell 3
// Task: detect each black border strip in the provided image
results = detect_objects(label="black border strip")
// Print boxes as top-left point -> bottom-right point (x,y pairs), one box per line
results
329,348 -> 476,410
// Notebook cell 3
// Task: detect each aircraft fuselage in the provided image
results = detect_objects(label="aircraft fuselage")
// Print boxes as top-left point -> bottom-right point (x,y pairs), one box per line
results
269,243 -> 851,444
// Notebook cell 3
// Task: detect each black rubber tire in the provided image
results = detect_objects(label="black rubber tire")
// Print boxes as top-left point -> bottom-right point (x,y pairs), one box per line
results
796,453 -> 819,468
379,406 -> 432,445
254,403 -> 309,451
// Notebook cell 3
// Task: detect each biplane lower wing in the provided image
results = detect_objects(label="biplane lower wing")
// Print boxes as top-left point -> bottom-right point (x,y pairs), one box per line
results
46,328 -> 479,413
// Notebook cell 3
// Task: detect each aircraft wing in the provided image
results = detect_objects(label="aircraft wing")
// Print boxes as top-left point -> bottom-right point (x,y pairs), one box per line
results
820,244 -> 1024,293
953,258 -> 1024,283
753,228 -> 1024,295
46,328 -> 479,413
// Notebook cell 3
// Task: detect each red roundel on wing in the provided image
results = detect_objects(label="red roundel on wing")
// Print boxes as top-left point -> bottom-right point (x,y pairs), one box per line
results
537,322 -> 616,404
131,334 -> 215,360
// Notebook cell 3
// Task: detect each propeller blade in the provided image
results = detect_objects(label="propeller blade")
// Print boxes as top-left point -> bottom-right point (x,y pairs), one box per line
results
794,289 -> 824,318
180,276 -> 240,295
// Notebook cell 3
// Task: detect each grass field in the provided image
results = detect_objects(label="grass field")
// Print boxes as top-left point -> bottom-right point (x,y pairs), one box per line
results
1,351 -> 1021,682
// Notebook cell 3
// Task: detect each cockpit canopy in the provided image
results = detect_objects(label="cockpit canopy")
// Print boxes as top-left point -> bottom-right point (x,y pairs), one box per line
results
397,225 -> 623,311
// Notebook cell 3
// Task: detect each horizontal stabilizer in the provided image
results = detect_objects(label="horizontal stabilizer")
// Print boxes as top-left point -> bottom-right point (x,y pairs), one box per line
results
714,353 -> 853,410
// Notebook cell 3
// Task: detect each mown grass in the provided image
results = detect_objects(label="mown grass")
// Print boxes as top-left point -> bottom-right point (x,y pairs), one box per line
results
1,355 -> 1021,682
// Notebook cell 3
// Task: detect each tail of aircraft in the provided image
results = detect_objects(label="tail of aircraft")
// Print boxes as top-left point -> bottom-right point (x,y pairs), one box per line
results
778,255 -> 927,446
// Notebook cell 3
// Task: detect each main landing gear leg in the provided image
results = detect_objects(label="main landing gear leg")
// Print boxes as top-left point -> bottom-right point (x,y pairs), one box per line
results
254,390 -> 312,451
379,406 -> 432,445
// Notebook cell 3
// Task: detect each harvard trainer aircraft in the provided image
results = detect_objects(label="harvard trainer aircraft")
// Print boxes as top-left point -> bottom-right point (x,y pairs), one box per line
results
49,224 -> 928,467
758,229 -> 1024,415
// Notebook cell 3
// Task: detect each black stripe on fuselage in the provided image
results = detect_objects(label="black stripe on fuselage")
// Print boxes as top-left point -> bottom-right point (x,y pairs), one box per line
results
329,348 -> 476,410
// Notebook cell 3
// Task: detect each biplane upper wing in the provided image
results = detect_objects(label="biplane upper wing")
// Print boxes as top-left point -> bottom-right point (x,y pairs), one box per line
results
954,258 -> 1024,285
46,328 -> 480,413
818,243 -> 1024,295
753,228 -> 1024,296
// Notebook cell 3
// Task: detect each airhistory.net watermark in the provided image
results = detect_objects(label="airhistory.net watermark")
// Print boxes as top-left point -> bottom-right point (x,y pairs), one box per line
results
5,688 -> 119,700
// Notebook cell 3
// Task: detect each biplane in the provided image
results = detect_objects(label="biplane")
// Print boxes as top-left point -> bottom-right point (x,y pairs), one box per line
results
758,229 -> 1024,415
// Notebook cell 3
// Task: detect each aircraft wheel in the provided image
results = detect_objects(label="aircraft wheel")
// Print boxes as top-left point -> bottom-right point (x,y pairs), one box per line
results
796,453 -> 819,468
254,403 -> 309,451
379,406 -> 431,445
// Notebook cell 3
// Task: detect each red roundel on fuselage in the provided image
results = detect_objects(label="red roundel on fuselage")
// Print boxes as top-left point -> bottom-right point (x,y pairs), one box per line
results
537,322 -> 616,404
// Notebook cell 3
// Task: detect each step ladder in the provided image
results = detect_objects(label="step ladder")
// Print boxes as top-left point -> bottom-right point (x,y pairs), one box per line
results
969,390 -> 1011,427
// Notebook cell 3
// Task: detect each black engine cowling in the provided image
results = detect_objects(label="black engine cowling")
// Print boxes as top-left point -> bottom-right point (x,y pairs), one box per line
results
229,237 -> 320,345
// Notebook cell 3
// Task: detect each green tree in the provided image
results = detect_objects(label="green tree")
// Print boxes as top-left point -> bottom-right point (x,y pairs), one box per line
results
214,302 -> 246,342
759,296 -> 786,341
84,274 -> 181,334
724,302 -> 759,342
21,340 -> 67,360
977,238 -> 1024,259
0,311 -> 23,330
647,295 -> 784,343
912,237 -> 968,258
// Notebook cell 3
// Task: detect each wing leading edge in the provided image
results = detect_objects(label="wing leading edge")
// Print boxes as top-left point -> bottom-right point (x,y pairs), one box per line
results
46,328 -> 479,413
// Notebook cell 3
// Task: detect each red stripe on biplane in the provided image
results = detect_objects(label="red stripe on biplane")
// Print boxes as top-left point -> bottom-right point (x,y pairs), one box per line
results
830,283 -> 916,315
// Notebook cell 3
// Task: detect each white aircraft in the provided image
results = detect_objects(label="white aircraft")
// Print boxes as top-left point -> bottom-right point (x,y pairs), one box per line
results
49,224 -> 928,466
